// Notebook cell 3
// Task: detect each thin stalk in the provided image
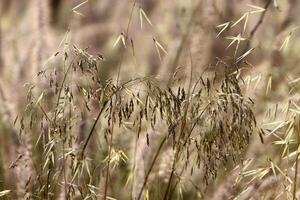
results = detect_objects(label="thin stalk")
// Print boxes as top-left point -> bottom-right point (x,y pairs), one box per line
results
81,100 -> 108,158
130,129 -> 139,196
53,55 -> 78,124
81,77 -> 146,159
239,0 -> 272,62
103,1 -> 137,199
167,1 -> 201,84
168,167 -> 185,200
293,119 -> 300,200
248,0 -> 272,41
137,136 -> 167,200
62,138 -> 68,200
115,0 -> 136,87
293,149 -> 299,200
163,46 -> 194,200
163,160 -> 176,200
104,119 -> 114,200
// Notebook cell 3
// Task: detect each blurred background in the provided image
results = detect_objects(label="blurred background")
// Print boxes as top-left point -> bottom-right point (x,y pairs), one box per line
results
1,0 -> 300,199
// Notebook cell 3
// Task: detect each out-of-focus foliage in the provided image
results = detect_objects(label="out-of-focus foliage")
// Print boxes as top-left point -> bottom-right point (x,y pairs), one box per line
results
1,0 -> 300,199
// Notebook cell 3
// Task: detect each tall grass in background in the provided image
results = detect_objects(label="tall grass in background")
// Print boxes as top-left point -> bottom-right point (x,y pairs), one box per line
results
1,0 -> 300,199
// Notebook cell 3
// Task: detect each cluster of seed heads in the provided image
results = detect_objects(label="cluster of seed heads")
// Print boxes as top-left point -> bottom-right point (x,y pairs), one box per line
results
17,45 -> 256,198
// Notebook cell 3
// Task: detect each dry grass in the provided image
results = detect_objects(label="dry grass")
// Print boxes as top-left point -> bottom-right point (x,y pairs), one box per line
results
1,0 -> 300,199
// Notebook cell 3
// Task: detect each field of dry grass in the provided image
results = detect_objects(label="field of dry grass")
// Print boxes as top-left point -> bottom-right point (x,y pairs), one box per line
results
1,0 -> 300,199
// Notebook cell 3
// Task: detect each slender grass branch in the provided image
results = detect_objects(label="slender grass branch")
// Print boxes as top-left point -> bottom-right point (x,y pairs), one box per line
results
81,100 -> 108,158
137,136 -> 167,200
293,119 -> 300,200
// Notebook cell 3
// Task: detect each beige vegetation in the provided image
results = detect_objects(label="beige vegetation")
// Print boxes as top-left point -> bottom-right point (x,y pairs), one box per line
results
1,0 -> 300,199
